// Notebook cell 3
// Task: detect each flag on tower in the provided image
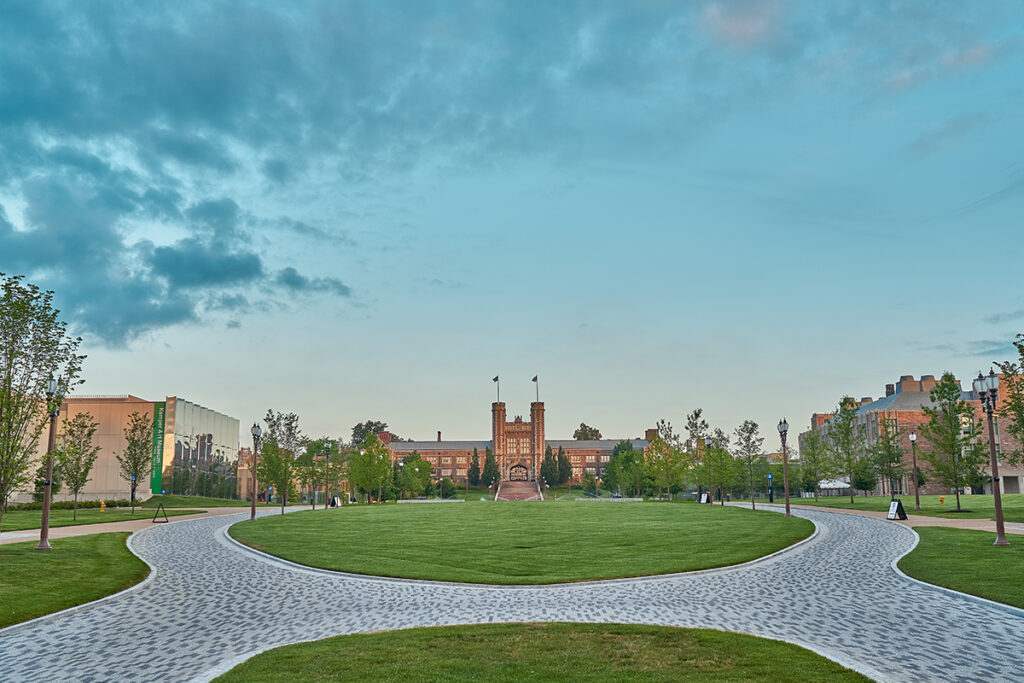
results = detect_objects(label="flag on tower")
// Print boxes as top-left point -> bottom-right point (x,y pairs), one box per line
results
493,376 -> 499,382
532,375 -> 538,382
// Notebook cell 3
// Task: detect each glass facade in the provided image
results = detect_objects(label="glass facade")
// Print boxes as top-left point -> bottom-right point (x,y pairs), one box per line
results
157,396 -> 240,497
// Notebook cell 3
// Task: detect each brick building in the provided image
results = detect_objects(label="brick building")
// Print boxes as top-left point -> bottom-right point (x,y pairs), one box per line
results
382,401 -> 650,483
800,374 -> 1023,496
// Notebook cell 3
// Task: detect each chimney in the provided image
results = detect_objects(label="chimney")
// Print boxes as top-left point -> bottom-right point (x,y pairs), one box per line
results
437,431 -> 442,442
885,384 -> 895,397
377,431 -> 392,444
645,428 -> 658,441
860,397 -> 872,405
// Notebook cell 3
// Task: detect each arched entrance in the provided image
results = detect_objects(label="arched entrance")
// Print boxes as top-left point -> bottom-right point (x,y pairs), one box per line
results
509,463 -> 528,481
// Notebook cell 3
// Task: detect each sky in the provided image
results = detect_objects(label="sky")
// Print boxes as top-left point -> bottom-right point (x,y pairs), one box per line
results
2,1 -> 1023,449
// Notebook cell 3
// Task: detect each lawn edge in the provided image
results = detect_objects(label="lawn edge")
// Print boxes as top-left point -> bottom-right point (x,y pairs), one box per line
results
221,508 -> 820,587
0,529 -> 157,636
889,525 -> 1024,617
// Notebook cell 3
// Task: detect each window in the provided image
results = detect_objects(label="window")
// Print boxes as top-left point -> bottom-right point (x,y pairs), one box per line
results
601,455 -> 610,462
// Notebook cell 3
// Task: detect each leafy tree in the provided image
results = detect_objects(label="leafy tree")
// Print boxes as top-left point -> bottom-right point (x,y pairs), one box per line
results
398,452 -> 432,498
0,274 -> 83,529
826,396 -> 862,504
656,419 -> 680,446
869,422 -> 906,499
117,411 -> 152,515
685,408 -> 710,500
257,438 -> 294,513
539,445 -> 557,488
468,448 -> 481,486
704,430 -> 737,505
733,420 -> 765,509
798,427 -> 833,502
54,411 -> 100,519
32,462 -> 61,502
919,372 -> 987,512
556,446 -> 571,484
348,434 -> 392,502
295,438 -> 329,508
482,447 -> 499,488
573,423 -> 601,440
603,441 -> 635,495
351,420 -> 401,446
582,470 -> 597,495
996,334 -> 1024,465
851,458 -> 877,496
646,437 -> 684,499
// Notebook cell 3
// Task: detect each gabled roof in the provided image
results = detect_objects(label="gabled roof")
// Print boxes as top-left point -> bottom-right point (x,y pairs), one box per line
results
388,440 -> 492,452
546,439 -> 649,452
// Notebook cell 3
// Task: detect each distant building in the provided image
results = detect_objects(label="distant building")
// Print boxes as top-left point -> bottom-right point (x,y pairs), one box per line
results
801,374 -> 1023,496
19,394 -> 239,503
382,401 -> 650,483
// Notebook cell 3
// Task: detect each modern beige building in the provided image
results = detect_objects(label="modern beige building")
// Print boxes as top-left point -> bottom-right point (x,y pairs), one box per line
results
19,394 -> 239,503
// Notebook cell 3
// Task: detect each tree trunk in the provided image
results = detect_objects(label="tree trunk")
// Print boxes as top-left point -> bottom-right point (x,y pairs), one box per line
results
73,494 -> 78,521
955,486 -> 961,512
281,490 -> 286,515
749,472 -> 755,510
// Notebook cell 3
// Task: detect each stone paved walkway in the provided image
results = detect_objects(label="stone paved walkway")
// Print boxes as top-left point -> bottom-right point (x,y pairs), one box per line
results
0,505 -> 1022,682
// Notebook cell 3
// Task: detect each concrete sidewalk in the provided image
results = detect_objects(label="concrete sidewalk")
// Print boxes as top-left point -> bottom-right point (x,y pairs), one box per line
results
0,506 -> 297,545
787,501 -> 1024,535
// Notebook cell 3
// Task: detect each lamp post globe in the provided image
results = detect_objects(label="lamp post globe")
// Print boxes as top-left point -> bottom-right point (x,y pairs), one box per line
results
777,418 -> 791,518
250,422 -> 262,522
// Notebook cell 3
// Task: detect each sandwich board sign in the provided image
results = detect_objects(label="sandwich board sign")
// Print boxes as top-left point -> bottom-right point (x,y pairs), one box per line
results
887,499 -> 908,520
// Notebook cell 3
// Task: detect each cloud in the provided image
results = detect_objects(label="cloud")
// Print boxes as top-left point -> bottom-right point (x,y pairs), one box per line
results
905,114 -> 987,158
702,0 -> 782,48
984,309 -> 1024,325
276,267 -> 351,297
966,339 -> 1017,359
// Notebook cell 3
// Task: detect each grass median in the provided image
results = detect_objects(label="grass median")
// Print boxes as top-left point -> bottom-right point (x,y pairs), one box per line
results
788,493 -> 1024,523
214,622 -> 869,682
229,501 -> 813,584
897,527 -> 1024,609
1,507 -> 201,532
0,532 -> 149,628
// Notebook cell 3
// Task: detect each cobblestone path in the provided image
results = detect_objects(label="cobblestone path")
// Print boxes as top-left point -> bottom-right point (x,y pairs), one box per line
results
1,506 -> 1021,682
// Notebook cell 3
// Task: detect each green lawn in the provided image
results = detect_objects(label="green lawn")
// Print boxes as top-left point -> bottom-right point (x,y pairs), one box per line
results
142,494 -> 265,508
898,527 -> 1024,609
0,532 -> 150,628
229,501 -> 813,584
1,507 -> 201,532
215,622 -> 868,682
786,493 -> 1024,523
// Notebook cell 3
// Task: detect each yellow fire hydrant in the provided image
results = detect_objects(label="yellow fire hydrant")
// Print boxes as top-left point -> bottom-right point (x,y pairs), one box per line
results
100,501 -> 106,511
939,496 -> 944,506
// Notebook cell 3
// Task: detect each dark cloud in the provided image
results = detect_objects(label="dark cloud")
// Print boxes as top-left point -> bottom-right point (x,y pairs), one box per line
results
148,238 -> 263,290
985,309 -> 1024,324
276,267 -> 351,297
966,340 -> 1017,359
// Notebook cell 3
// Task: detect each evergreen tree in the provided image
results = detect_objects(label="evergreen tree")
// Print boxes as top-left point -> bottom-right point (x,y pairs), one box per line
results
468,448 -> 481,486
482,447 -> 500,487
556,445 -> 572,484
539,445 -> 557,487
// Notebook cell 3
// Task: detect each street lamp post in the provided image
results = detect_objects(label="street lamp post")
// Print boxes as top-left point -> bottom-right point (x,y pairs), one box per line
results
324,438 -> 330,509
909,430 -> 921,511
778,419 -> 791,518
36,375 -> 63,551
974,370 -> 1009,547
250,423 -> 261,522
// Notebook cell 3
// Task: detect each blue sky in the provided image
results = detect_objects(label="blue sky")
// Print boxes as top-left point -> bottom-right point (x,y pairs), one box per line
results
2,1 -> 1023,447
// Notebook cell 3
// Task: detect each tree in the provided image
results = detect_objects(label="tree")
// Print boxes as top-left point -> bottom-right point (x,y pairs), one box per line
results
295,438 -> 328,508
32,462 -> 61,502
704,429 -> 737,505
54,411 -> 100,519
573,423 -> 602,440
556,446 -> 572,484
733,420 -> 765,509
0,274 -> 84,531
851,458 -> 878,496
539,445 -> 557,488
468,448 -> 481,486
996,334 -> 1024,465
603,441 -> 640,496
256,438 -> 294,514
348,434 -> 392,502
646,437 -> 684,499
117,411 -> 152,515
869,422 -> 906,499
798,427 -> 833,502
351,420 -> 400,446
919,372 -> 987,512
398,452 -> 432,498
826,396 -> 862,504
685,408 -> 710,500
582,470 -> 597,496
482,447 -> 499,488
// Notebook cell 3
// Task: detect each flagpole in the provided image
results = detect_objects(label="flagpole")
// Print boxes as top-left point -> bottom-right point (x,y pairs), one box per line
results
536,377 -> 539,403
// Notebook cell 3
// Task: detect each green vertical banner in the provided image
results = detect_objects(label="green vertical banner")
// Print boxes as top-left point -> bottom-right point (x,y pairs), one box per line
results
151,402 -> 166,494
